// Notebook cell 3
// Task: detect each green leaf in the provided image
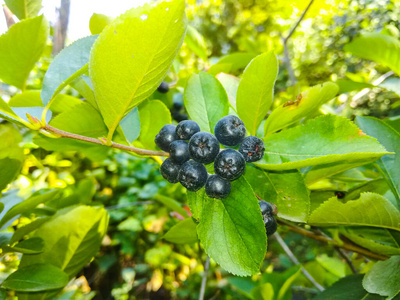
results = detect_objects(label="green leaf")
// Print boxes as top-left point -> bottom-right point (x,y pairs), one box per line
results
89,13 -> 114,35
4,0 -> 42,20
0,190 -> 59,230
89,0 -> 187,139
208,52 -> 257,76
251,283 -> 274,300
154,194 -> 189,218
254,115 -> 389,171
227,277 -> 257,299
0,15 -> 48,89
185,25 -> 208,61
341,227 -> 400,256
236,51 -> 278,136
10,217 -> 50,244
19,205 -> 109,278
70,75 -> 97,109
264,82 -> 339,135
363,256 -> 400,299
184,72 -> 229,133
2,263 -> 69,292
0,158 -> 22,191
356,116 -> 400,204
0,97 -> 24,124
308,193 -> 400,231
187,188 -> 205,220
136,100 -> 171,150
118,107 -> 141,144
313,274 -> 384,300
3,237 -> 44,254
386,116 -> 400,134
380,77 -> 400,97
162,218 -> 198,244
216,73 -> 240,113
117,217 -> 142,232
244,166 -> 310,222
344,33 -> 400,76
336,78 -> 374,93
33,102 -> 109,161
41,35 -> 98,106
196,177 -> 267,276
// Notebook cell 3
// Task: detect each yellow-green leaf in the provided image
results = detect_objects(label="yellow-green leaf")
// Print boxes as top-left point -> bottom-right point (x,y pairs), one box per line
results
89,0 -> 187,140
5,0 -> 42,20
236,51 -> 278,135
89,13 -> 114,35
0,15 -> 48,89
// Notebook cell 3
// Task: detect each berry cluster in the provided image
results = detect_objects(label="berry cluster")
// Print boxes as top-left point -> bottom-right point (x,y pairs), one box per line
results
156,115 -> 265,199
259,200 -> 278,236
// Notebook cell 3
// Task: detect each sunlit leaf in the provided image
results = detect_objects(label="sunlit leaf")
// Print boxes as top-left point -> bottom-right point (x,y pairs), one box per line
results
4,0 -> 42,20
89,0 -> 186,139
0,15 -> 48,89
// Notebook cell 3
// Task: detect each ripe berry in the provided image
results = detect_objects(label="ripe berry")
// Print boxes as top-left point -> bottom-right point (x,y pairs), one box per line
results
205,175 -> 231,199
157,81 -> 169,93
265,216 -> 277,236
178,160 -> 208,192
189,132 -> 220,164
259,200 -> 274,217
160,158 -> 181,183
155,124 -> 179,152
335,191 -> 345,199
239,136 -> 265,162
176,120 -> 200,140
214,115 -> 247,147
169,140 -> 190,164
214,149 -> 245,181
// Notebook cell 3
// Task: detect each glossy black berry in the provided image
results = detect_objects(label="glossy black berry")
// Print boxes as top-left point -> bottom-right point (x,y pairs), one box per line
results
214,149 -> 245,181
259,200 -> 274,217
189,132 -> 220,164
155,124 -> 179,152
214,115 -> 247,147
239,136 -> 265,162
176,120 -> 200,140
205,175 -> 231,199
157,81 -> 169,93
178,160 -> 208,192
335,191 -> 345,199
169,140 -> 190,164
265,216 -> 277,236
160,158 -> 181,183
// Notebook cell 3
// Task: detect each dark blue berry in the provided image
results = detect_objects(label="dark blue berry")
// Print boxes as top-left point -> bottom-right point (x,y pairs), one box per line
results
214,149 -> 245,181
265,216 -> 277,236
205,175 -> 231,199
176,120 -> 200,140
157,81 -> 169,93
169,140 -> 190,164
189,132 -> 220,164
214,115 -> 247,147
178,160 -> 208,192
160,158 -> 181,183
155,124 -> 179,152
259,200 -> 274,217
239,136 -> 265,162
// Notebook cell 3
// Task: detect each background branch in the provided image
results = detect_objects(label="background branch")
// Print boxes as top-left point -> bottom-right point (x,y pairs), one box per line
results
274,232 -> 325,291
281,0 -> 315,85
277,219 -> 388,261
199,256 -> 210,300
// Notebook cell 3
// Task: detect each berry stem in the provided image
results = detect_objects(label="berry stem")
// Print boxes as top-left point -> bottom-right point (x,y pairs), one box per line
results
43,124 -> 169,157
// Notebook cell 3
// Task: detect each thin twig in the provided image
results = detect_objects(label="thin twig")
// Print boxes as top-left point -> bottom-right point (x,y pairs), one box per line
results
43,124 -> 169,157
2,6 -> 15,28
274,232 -> 325,292
199,256 -> 210,300
281,0 -> 315,85
277,219 -> 388,261
283,0 -> 315,44
334,246 -> 357,273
